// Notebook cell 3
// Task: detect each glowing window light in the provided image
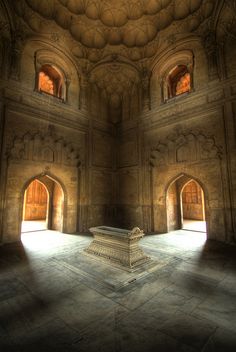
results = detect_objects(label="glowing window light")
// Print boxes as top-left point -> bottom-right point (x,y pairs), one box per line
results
175,72 -> 191,96
39,71 -> 54,95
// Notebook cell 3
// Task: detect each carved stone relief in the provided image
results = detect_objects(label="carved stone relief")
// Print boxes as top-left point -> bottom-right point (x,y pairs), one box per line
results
10,29 -> 26,81
14,0 -> 215,65
150,129 -> 222,167
8,0 -> 217,113
89,60 -> 140,122
7,127 -> 81,167
86,226 -> 150,270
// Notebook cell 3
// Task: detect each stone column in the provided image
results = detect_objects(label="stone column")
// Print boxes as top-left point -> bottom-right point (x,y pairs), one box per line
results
0,37 -> 11,79
65,77 -> 71,103
79,72 -> 89,111
160,78 -> 165,103
34,53 -> 41,91
0,98 -> 6,243
217,42 -> 227,80
187,62 -> 194,90
141,68 -> 151,111
203,32 -> 219,81
10,31 -> 25,81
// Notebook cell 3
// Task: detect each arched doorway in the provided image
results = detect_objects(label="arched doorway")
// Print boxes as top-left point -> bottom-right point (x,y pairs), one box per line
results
181,180 -> 206,232
167,175 -> 207,234
21,175 -> 64,235
22,179 -> 48,232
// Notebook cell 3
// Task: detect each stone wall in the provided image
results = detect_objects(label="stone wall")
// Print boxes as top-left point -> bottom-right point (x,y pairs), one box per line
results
0,1 -> 236,244
116,37 -> 236,244
0,33 -> 115,242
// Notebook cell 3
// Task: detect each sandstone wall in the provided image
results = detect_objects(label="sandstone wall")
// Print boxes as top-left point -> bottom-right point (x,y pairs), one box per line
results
0,2 -> 236,244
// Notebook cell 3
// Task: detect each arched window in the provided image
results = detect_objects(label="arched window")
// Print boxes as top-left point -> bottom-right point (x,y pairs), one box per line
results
167,65 -> 191,99
38,64 -> 64,99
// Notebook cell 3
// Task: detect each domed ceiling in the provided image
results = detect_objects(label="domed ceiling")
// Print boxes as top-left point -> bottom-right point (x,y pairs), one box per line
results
14,0 -> 215,65
9,0 -> 219,110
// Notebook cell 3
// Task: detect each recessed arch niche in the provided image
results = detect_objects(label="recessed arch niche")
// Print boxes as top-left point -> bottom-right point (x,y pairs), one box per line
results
3,130 -> 80,243
149,127 -> 228,241
166,175 -> 206,233
151,49 -> 194,103
21,175 -> 65,233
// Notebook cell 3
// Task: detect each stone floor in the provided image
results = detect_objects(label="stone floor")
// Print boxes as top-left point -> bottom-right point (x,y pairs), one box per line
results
0,229 -> 236,352
182,220 -> 207,233
21,220 -> 47,233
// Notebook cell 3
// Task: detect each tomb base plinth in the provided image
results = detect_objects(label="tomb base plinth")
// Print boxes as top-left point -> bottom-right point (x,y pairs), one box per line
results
85,226 -> 150,271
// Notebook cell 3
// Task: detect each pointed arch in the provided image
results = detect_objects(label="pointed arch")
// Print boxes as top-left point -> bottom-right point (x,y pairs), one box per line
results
165,172 -> 209,201
166,173 -> 208,235
20,172 -> 66,236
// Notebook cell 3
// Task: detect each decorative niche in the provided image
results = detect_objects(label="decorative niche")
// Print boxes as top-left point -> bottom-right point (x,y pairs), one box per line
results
34,49 -> 71,102
155,50 -> 194,103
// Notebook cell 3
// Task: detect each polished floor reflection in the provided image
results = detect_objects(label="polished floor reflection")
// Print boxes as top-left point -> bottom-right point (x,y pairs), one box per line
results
0,229 -> 236,352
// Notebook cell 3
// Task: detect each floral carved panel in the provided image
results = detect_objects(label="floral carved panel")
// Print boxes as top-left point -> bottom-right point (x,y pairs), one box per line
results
7,128 -> 81,167
150,129 -> 222,167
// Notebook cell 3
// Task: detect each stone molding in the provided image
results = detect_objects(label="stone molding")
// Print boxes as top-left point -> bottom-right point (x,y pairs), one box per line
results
150,129 -> 222,167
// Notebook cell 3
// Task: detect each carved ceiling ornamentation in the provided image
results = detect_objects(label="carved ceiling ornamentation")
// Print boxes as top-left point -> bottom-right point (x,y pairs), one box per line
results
6,1 -> 232,109
90,61 -> 140,107
13,0 -> 215,65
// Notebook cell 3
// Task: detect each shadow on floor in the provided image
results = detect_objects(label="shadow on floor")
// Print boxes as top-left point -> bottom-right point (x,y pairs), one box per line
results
198,239 -> 236,268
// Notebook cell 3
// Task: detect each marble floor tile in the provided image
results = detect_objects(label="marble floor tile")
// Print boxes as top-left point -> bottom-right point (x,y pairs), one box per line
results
191,291 -> 236,332
9,318 -> 81,352
156,311 -> 217,350
202,327 -> 236,352
0,229 -> 235,351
